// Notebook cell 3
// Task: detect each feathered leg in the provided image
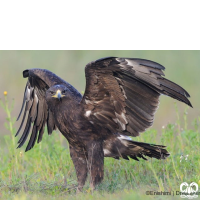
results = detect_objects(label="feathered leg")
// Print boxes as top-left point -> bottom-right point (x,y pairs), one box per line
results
69,145 -> 88,192
87,141 -> 104,190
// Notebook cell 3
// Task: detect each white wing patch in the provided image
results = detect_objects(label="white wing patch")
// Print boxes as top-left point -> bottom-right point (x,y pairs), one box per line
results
85,110 -> 91,117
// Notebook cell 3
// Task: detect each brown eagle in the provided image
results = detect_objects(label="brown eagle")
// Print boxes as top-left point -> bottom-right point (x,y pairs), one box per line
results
16,57 -> 192,191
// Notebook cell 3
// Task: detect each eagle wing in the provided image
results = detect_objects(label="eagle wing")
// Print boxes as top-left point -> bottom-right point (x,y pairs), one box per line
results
81,57 -> 192,136
16,68 -> 66,151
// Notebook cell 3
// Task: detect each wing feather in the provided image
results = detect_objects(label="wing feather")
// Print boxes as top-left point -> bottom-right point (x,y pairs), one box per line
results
81,57 -> 192,137
25,123 -> 38,152
16,68 -> 65,151
17,116 -> 32,147
17,82 -> 29,121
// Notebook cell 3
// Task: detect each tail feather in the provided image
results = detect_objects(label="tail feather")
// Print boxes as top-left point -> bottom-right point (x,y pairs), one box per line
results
124,140 -> 170,160
103,135 -> 170,161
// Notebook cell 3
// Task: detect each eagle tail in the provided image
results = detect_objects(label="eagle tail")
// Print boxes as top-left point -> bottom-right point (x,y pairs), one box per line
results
123,139 -> 170,161
103,135 -> 170,161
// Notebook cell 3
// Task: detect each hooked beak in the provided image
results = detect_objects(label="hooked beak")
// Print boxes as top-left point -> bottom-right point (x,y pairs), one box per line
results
52,90 -> 65,100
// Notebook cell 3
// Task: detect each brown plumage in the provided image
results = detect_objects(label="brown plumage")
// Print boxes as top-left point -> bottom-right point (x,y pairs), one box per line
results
16,57 -> 192,191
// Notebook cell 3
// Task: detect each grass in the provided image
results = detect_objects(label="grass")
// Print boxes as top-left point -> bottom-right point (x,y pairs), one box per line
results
0,93 -> 200,200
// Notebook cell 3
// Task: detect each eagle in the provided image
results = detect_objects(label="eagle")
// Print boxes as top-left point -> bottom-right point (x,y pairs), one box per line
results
16,57 -> 192,191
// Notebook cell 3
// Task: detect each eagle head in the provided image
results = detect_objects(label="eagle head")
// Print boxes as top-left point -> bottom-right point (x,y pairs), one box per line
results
46,84 -> 69,102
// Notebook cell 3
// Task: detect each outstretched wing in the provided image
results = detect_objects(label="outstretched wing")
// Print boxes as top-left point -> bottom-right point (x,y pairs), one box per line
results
16,68 -> 65,151
81,57 -> 192,137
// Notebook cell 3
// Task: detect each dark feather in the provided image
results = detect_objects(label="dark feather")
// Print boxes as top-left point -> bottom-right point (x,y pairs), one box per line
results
37,120 -> 46,143
25,124 -> 38,152
17,82 -> 28,121
15,102 -> 28,137
17,116 -> 32,148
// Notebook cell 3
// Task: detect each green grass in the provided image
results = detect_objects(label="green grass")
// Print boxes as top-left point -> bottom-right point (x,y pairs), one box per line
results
0,95 -> 200,200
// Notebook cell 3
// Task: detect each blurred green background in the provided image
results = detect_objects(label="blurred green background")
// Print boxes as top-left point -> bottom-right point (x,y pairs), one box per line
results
0,50 -> 199,135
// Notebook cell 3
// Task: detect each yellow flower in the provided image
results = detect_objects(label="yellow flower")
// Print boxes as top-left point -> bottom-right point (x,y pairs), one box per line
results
198,180 -> 200,185
3,91 -> 7,96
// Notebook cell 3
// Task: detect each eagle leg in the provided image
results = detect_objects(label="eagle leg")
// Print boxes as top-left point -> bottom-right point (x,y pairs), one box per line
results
87,140 -> 104,190
69,145 -> 88,192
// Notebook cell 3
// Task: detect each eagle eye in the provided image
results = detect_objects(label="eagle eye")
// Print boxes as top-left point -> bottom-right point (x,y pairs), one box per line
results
62,90 -> 67,95
50,91 -> 55,95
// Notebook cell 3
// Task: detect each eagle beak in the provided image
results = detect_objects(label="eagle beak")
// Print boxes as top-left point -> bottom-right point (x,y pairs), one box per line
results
52,90 -> 64,100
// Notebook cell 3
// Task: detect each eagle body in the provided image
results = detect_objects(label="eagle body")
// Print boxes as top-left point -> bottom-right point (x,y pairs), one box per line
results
16,57 -> 192,191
